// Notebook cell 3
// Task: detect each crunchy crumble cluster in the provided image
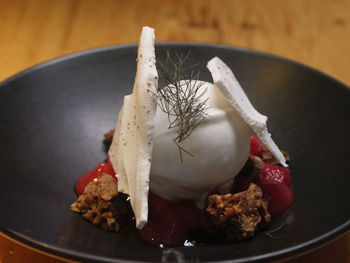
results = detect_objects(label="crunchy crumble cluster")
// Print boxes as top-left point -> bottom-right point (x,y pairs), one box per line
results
207,183 -> 271,240
71,174 -> 134,231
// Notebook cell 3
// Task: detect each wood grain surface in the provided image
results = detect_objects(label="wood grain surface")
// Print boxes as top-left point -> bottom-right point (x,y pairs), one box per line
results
0,0 -> 349,262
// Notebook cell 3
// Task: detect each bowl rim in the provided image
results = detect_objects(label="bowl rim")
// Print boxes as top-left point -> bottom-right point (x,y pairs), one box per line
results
1,41 -> 349,90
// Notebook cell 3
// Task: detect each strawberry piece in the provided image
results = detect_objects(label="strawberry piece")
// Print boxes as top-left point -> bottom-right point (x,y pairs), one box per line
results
250,134 -> 263,157
75,161 -> 116,195
261,183 -> 294,216
261,163 -> 291,185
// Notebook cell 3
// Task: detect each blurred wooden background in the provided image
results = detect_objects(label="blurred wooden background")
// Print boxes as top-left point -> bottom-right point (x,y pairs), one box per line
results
0,0 -> 349,262
1,0 -> 350,85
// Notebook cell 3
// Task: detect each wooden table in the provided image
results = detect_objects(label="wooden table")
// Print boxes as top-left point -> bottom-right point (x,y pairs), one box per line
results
0,0 -> 349,262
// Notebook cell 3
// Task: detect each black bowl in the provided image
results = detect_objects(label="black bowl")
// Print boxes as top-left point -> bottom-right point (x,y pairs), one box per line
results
0,43 -> 349,263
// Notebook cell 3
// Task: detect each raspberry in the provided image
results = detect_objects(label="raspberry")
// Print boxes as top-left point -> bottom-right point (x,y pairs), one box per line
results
261,163 -> 291,185
261,183 -> 294,216
250,134 -> 263,157
258,163 -> 293,216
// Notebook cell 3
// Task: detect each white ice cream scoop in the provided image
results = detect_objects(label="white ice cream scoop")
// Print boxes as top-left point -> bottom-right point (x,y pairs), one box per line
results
150,81 -> 251,204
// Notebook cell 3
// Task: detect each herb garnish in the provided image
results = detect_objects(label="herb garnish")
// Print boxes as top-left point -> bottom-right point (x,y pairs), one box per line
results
155,51 -> 210,161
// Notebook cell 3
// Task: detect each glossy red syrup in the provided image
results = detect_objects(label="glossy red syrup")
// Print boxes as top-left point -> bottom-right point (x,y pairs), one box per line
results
75,158 -> 116,195
140,192 -> 201,246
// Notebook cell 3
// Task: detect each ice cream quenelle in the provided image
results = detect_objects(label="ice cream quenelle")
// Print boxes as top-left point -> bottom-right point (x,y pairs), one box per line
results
108,26 -> 286,229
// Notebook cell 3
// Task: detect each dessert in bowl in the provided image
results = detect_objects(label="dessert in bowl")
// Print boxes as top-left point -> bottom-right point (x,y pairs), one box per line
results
1,26 -> 349,263
71,26 -> 293,246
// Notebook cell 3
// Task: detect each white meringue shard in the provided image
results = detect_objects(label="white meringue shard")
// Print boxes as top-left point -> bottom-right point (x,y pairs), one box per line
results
108,26 -> 158,229
207,57 -> 287,167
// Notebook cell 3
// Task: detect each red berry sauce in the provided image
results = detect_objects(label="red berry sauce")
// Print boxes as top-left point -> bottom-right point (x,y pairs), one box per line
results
75,133 -> 294,246
140,192 -> 201,246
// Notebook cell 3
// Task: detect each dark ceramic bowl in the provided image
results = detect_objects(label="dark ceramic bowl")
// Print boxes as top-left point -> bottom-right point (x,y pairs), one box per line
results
0,43 -> 349,263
